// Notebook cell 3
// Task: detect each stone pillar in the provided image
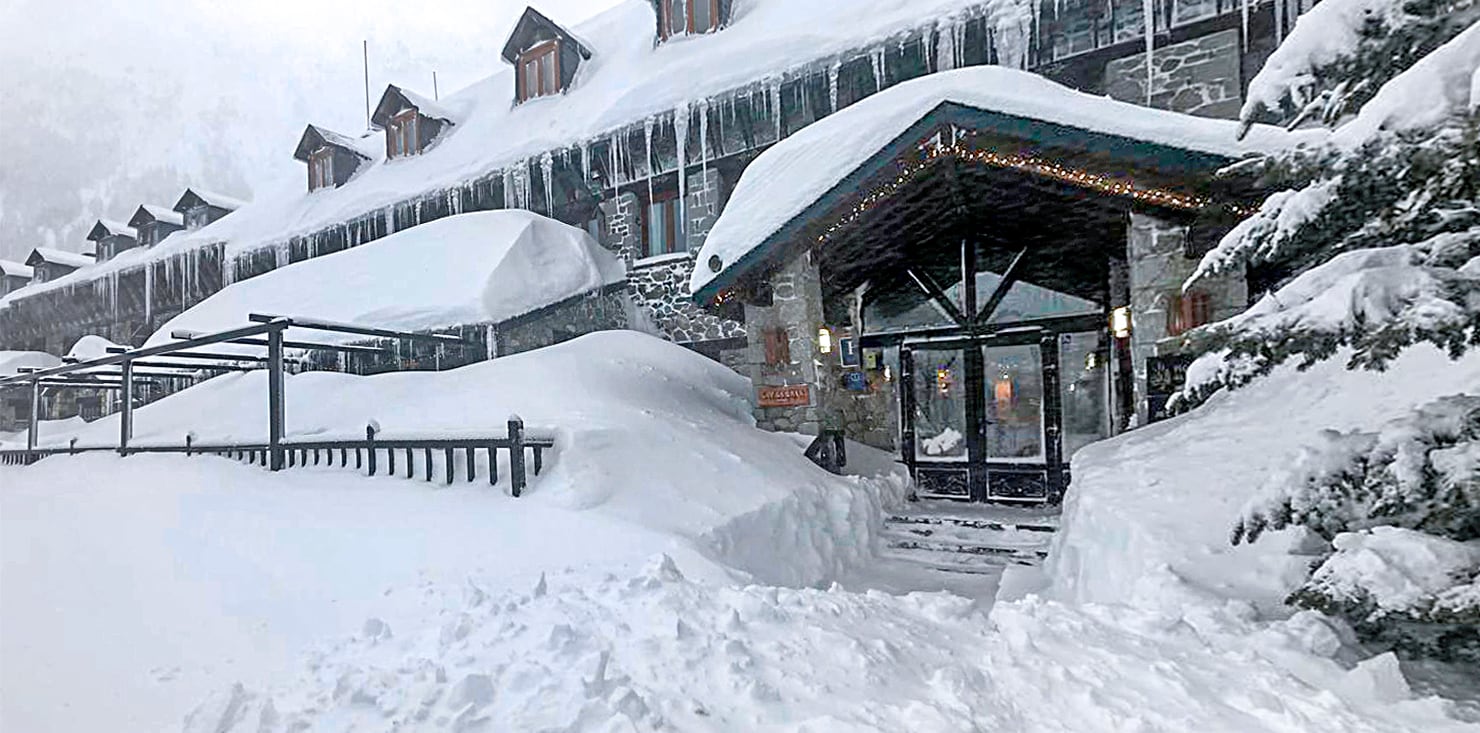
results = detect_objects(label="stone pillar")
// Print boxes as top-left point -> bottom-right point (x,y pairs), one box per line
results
1127,210 -> 1247,424
683,169 -> 724,253
743,249 -> 827,435
1103,29 -> 1243,120
598,191 -> 643,265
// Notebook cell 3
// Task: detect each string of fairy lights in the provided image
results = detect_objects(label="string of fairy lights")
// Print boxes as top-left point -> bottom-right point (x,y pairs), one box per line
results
813,142 -> 1248,245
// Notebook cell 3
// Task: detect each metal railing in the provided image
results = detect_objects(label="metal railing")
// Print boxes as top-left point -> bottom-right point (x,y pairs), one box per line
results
0,418 -> 551,496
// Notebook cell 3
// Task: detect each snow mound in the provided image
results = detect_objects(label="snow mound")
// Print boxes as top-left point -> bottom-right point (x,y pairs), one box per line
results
146,210 -> 623,346
66,333 -> 126,360
0,349 -> 61,376
691,65 -> 1317,296
1308,527 -> 1480,617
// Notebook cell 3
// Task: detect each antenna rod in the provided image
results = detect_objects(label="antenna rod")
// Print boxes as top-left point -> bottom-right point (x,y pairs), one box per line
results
362,40 -> 371,129
433,71 -> 439,100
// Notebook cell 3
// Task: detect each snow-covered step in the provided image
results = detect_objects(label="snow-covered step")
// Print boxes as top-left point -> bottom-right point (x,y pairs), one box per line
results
878,502 -> 1059,574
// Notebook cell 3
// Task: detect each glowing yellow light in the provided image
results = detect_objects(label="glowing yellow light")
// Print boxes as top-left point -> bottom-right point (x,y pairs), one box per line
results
817,327 -> 833,354
1111,306 -> 1132,338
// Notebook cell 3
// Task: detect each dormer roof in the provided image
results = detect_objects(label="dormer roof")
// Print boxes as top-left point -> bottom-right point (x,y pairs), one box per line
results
128,204 -> 185,229
0,260 -> 33,279
173,188 -> 248,214
500,6 -> 593,64
371,85 -> 458,129
293,124 -> 378,163
26,248 -> 94,269
87,219 -> 138,242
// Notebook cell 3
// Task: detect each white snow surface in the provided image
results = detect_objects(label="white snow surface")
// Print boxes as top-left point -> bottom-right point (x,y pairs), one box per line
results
691,65 -> 1320,295
0,0 -> 1032,307
145,210 -> 623,347
5,332 -> 1479,731
28,246 -> 94,268
0,349 -> 61,376
0,259 -> 33,279
1313,527 -> 1480,615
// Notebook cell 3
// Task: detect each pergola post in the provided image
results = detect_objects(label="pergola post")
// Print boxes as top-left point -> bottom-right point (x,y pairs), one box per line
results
25,380 -> 40,454
267,326 -> 286,471
118,360 -> 134,456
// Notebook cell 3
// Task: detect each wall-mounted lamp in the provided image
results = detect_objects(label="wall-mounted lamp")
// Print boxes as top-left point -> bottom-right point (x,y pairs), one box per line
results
1110,306 -> 1132,339
818,327 -> 833,354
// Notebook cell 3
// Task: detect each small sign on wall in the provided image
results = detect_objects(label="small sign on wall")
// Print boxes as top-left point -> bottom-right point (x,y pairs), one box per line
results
758,384 -> 811,408
838,337 -> 859,367
841,371 -> 868,392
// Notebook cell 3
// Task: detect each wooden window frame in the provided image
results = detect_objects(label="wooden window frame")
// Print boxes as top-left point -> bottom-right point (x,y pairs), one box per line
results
642,190 -> 682,259
660,0 -> 720,40
517,40 -> 561,103
1167,290 -> 1212,337
309,147 -> 335,191
387,109 -> 420,158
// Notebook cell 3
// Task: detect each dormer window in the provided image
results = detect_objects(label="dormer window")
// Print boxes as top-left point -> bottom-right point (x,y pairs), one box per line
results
660,0 -> 720,39
501,8 -> 592,105
387,109 -> 420,158
309,148 -> 335,191
519,40 -> 560,102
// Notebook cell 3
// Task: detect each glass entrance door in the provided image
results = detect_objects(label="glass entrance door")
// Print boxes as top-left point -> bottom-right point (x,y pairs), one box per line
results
907,346 -> 972,499
982,343 -> 1049,501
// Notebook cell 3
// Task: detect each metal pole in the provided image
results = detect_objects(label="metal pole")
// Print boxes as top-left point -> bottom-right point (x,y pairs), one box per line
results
363,40 -> 371,131
26,380 -> 40,454
268,326 -> 286,470
119,360 -> 134,456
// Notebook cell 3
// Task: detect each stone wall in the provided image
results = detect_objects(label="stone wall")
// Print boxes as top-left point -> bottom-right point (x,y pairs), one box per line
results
494,287 -> 630,356
1126,210 -> 1246,424
1103,29 -> 1242,119
742,250 -> 827,435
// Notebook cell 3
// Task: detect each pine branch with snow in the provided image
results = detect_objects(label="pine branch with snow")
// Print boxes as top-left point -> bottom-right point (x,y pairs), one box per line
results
1232,394 -> 1480,547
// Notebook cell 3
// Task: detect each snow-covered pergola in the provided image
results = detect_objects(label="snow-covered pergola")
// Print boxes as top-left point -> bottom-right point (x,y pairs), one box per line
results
147,210 -> 625,349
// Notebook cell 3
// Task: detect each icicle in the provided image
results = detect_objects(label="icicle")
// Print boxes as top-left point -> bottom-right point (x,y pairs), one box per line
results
485,324 -> 498,360
644,117 -> 655,207
674,103 -> 689,247
384,206 -> 396,235
581,142 -> 592,190
871,47 -> 885,91
609,132 -> 621,194
698,99 -> 710,178
1275,0 -> 1286,44
768,79 -> 783,142
1241,0 -> 1251,52
540,152 -> 555,215
828,61 -> 841,112
1143,0 -> 1156,106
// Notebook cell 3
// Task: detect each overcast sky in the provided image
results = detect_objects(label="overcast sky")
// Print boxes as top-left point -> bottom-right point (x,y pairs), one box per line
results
0,0 -> 623,262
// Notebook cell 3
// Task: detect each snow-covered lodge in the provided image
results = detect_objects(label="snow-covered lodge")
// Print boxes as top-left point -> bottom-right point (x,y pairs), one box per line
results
0,0 -> 1317,501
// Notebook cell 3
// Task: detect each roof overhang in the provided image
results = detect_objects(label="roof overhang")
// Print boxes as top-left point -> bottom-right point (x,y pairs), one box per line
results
293,124 -> 373,163
691,100 -> 1252,304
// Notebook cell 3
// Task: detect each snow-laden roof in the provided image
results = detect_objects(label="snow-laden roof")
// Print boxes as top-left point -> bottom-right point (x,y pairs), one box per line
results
174,188 -> 248,213
66,334 -> 125,361
0,350 -> 61,376
376,85 -> 460,126
2,0 -> 1023,306
27,248 -> 94,269
0,260 -> 33,279
88,219 -> 138,241
294,124 -> 382,162
689,65 -> 1320,297
145,210 -> 624,347
129,204 -> 185,228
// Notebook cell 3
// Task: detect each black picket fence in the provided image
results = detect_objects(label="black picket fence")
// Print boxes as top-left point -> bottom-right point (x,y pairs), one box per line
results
0,417 -> 553,497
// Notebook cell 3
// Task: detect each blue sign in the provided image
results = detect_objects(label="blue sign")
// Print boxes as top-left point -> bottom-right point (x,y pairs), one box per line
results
842,371 -> 868,392
838,337 -> 860,368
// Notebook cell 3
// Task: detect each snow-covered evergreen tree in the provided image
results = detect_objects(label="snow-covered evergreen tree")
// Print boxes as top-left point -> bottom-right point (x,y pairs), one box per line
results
1176,15 -> 1480,404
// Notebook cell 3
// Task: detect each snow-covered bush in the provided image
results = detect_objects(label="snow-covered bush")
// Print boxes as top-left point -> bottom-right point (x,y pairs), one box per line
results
1288,527 -> 1480,662
1176,23 -> 1480,406
1231,395 -> 1480,659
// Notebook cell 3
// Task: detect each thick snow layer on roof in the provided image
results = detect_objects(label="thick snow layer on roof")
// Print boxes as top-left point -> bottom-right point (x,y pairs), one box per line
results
0,0 -> 1028,305
31,247 -> 94,268
145,211 -> 623,347
1332,22 -> 1480,147
179,188 -> 248,212
137,203 -> 186,226
690,66 -> 1320,295
0,260 -> 33,278
0,350 -> 60,376
393,86 -> 460,125
93,219 -> 137,238
66,334 -> 125,361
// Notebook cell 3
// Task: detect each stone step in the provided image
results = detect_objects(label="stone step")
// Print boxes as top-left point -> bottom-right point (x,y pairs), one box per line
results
884,536 -> 1048,561
880,523 -> 1054,550
884,513 -> 1058,534
878,547 -> 1037,573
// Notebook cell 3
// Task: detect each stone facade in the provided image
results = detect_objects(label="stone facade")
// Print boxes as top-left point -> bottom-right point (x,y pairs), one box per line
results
494,286 -> 630,356
742,250 -> 827,436
1126,210 -> 1246,424
1103,29 -> 1242,119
